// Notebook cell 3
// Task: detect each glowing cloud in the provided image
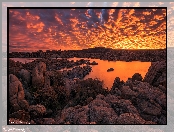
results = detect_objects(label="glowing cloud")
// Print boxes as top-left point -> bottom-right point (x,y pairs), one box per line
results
9,8 -> 166,52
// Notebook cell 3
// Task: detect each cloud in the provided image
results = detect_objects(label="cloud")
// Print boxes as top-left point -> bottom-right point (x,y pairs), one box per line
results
9,8 -> 166,52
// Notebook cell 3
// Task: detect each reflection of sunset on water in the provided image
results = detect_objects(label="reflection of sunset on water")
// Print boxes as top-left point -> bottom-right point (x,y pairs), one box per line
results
9,8 -> 166,52
83,59 -> 151,89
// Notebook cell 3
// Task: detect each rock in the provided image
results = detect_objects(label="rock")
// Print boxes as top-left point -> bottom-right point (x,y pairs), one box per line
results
73,105 -> 89,124
96,94 -> 105,100
60,105 -> 89,124
104,94 -> 120,105
32,62 -> 46,87
111,99 -> 139,116
112,77 -> 122,88
144,60 -> 166,87
9,74 -> 19,82
132,73 -> 143,82
29,105 -> 46,118
120,86 -> 137,99
155,94 -> 166,109
116,113 -> 146,124
88,98 -> 118,124
90,61 -> 98,65
110,88 -> 122,96
9,110 -> 30,121
9,74 -> 29,112
65,65 -> 92,79
138,83 -> 165,102
42,118 -> 55,124
60,107 -> 76,124
158,84 -> 166,93
107,68 -> 114,72
60,96 -> 119,124
86,97 -> 93,104
88,98 -> 110,108
89,105 -> 118,124
137,99 -> 162,116
19,69 -> 31,85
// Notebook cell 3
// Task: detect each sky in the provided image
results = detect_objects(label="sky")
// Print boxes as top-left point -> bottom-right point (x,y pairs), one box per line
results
2,2 -> 172,52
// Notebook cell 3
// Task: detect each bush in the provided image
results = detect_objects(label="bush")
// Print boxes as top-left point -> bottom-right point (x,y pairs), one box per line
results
68,78 -> 109,107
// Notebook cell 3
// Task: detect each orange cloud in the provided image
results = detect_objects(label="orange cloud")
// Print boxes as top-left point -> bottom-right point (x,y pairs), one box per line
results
26,22 -> 45,32
9,8 -> 166,52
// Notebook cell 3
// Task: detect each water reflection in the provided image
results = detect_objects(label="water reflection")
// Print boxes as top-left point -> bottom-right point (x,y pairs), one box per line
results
83,59 -> 151,89
61,58 -> 151,89
10,58 -> 151,89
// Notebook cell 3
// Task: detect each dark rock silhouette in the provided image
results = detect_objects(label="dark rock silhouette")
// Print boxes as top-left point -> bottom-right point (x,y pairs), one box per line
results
107,68 -> 114,72
132,73 -> 143,82
89,61 -> 98,65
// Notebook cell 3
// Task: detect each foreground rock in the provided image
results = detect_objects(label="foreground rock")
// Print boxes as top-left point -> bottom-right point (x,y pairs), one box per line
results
57,96 -> 118,124
29,105 -> 46,119
117,113 -> 155,124
57,105 -> 89,124
9,110 -> 30,122
120,80 -> 166,124
89,97 -> 118,124
144,60 -> 166,87
57,93 -> 157,124
9,74 -> 29,112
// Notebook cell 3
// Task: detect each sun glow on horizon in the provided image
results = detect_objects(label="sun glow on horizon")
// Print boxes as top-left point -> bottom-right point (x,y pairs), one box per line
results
9,8 -> 166,52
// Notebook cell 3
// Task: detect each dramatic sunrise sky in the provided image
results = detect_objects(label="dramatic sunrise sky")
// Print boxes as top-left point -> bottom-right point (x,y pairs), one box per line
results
8,5 -> 167,52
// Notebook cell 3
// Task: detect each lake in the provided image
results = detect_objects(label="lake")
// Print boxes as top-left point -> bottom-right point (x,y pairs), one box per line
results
10,58 -> 151,89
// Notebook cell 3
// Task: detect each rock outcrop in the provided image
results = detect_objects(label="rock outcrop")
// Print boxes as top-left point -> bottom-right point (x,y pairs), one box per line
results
88,97 -> 118,124
144,60 -> 166,87
19,69 -> 31,85
117,113 -> 155,124
28,104 -> 46,119
32,62 -> 46,87
9,74 -> 29,112
132,73 -> 143,82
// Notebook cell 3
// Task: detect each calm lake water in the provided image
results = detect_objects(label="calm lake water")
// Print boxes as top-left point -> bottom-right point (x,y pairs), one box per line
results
10,58 -> 151,89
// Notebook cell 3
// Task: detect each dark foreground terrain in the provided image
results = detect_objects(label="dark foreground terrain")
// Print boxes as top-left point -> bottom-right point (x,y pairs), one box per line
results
8,48 -> 166,125
9,47 -> 166,62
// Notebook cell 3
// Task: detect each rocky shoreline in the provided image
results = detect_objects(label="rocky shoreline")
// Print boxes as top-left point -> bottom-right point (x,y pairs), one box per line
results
8,57 -> 166,124
9,47 -> 166,62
